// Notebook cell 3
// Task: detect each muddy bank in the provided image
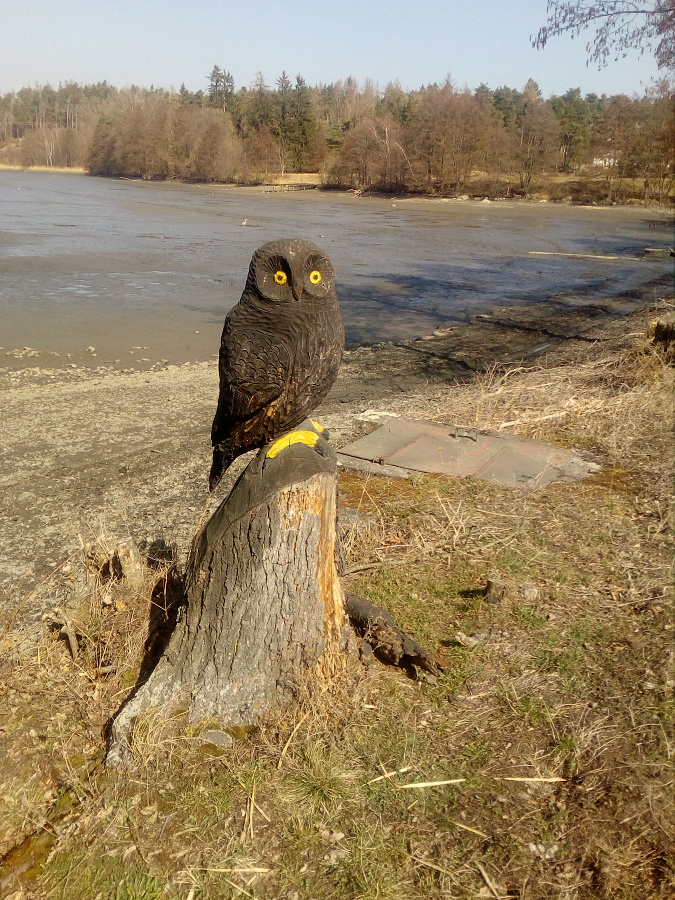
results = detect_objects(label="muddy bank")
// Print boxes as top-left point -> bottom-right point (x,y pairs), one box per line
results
1,272 -> 671,632
331,272 -> 673,396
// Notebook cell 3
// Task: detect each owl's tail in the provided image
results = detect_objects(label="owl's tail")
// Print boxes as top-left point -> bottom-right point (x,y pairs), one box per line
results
208,446 -> 233,492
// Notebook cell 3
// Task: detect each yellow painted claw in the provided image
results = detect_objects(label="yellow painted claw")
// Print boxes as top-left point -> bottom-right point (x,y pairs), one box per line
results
266,430 -> 320,459
310,419 -> 324,433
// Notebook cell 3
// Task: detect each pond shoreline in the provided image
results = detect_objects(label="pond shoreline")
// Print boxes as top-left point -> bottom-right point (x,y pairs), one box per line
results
1,270 -> 671,382
2,164 -> 674,211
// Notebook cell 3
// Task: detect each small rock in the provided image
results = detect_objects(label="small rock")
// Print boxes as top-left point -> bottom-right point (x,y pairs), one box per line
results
455,631 -> 480,649
527,842 -> 559,860
518,584 -> 539,603
355,409 -> 399,422
358,640 -> 376,667
339,507 -> 372,530
199,729 -> 234,749
323,848 -> 349,865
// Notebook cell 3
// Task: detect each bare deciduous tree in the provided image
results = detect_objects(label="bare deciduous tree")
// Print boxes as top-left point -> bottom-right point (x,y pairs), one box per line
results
533,1 -> 675,70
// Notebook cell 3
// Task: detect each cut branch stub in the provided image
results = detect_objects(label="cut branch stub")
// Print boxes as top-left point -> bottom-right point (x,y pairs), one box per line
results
106,429 -> 352,768
344,592 -> 443,677
649,313 -> 675,358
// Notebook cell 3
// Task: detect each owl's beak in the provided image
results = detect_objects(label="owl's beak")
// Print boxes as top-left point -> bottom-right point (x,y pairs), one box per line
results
291,279 -> 302,301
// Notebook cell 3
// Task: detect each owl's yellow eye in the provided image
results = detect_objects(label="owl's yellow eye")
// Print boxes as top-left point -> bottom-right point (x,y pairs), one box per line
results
309,270 -> 322,284
273,270 -> 287,285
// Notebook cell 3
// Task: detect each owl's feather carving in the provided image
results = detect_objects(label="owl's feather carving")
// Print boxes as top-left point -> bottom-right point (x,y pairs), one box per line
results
209,238 -> 344,490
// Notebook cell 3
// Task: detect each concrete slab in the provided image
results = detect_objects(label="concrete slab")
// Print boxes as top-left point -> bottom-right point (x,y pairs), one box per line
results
386,432 -> 497,476
476,443 -> 575,489
339,418 -> 599,490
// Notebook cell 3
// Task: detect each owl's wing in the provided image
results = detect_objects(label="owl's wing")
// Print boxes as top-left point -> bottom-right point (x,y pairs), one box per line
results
211,328 -> 291,445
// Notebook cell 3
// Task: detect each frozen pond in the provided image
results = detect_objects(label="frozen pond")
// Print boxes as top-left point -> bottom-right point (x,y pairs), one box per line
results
0,169 -> 671,369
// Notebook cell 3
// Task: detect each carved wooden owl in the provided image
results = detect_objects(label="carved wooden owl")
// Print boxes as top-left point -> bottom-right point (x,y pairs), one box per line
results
209,238 -> 344,490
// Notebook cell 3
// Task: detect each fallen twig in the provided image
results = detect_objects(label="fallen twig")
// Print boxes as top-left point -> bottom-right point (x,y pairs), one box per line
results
494,776 -> 565,783
475,860 -> 503,899
277,711 -> 310,769
201,867 -> 270,874
448,819 -> 489,838
398,778 -> 466,789
43,608 -> 80,660
528,251 -> 642,260
366,765 -> 413,784
409,854 -> 459,882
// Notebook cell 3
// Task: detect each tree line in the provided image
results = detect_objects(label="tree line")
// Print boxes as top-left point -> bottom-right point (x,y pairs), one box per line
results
0,72 -> 672,203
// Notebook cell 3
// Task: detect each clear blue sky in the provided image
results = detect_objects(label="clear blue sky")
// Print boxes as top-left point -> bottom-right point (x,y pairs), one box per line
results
0,0 -> 663,98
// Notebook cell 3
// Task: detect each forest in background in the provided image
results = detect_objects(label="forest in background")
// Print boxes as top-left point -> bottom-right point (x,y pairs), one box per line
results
0,71 -> 673,203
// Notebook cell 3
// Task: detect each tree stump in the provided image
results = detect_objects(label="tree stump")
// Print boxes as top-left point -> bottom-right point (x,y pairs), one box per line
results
649,313 -> 675,358
106,427 -> 352,767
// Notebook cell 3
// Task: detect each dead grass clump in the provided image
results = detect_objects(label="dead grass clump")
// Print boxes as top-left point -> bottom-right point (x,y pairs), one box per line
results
0,531 -> 185,885
451,344 -> 671,467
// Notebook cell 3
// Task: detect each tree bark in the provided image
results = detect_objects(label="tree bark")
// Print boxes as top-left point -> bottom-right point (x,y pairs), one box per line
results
107,429 -> 352,767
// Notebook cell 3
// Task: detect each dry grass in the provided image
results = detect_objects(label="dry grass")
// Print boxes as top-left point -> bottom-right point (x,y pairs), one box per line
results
0,304 -> 673,899
0,164 -> 87,174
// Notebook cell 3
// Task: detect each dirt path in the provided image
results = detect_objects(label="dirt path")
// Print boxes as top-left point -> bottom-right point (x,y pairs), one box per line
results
0,364 -> 215,622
